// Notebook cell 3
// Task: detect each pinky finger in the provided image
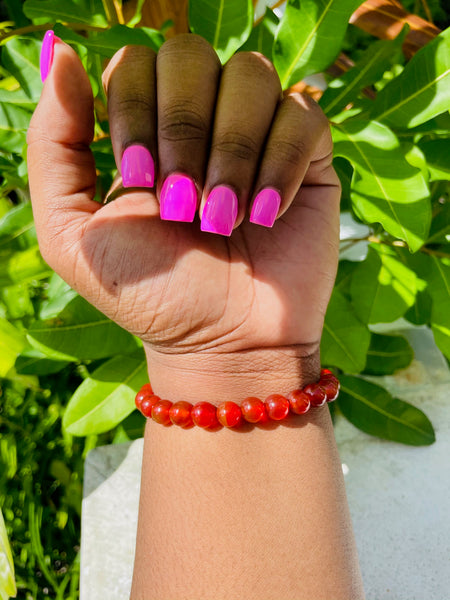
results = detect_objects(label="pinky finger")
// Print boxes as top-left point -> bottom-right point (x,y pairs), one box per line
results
249,92 -> 335,228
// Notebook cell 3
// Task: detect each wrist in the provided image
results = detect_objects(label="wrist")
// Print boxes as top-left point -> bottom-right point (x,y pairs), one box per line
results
144,344 -> 321,406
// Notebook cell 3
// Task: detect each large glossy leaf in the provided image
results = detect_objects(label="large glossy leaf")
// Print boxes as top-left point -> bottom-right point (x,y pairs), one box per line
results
0,508 -> 16,600
53,23 -> 164,57
363,333 -> 413,375
273,0 -> 363,89
424,256 -> 450,360
418,139 -> 450,181
0,202 -> 36,250
0,102 -> 30,154
188,0 -> 253,63
2,37 -> 41,102
371,26 -> 450,128
321,289 -> 370,373
240,7 -> 278,60
338,375 -> 435,446
28,296 -> 138,361
0,317 -> 26,377
0,245 -> 52,287
23,0 -> 108,26
350,244 -> 424,324
63,352 -> 148,435
332,119 -> 430,251
15,348 -> 70,376
320,33 -> 405,117
426,201 -> 450,244
38,273 -> 78,320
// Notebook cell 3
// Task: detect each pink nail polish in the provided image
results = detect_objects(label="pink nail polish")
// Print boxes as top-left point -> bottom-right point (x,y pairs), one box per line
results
40,30 -> 56,82
160,174 -> 197,222
201,186 -> 238,236
121,145 -> 154,188
250,188 -> 281,228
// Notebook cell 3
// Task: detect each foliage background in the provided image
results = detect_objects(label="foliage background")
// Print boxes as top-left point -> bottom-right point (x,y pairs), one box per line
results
0,0 -> 449,597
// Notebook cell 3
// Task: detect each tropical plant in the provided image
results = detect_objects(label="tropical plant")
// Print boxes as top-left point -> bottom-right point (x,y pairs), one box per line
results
0,0 -> 449,597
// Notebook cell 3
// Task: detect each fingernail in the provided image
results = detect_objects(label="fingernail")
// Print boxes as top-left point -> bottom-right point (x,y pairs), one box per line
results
250,188 -> 281,228
201,186 -> 238,236
121,145 -> 155,188
40,30 -> 57,82
160,174 -> 197,222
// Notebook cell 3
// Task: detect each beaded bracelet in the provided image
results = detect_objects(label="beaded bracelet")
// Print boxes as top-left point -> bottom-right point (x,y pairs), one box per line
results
135,369 -> 339,429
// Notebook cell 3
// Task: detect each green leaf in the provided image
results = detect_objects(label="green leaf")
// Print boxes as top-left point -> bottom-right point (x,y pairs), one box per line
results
27,295 -> 139,360
188,0 -> 253,63
320,32 -> 406,117
363,333 -> 413,375
38,273 -> 78,320
126,0 -> 145,27
0,508 -> 16,600
0,317 -> 26,377
0,102 -> 30,154
335,259 -> 358,300
53,23 -> 164,57
333,157 -> 353,211
0,202 -> 37,250
426,200 -> 450,244
404,288 -> 432,325
15,349 -> 70,375
1,284 -> 34,320
321,289 -> 371,373
63,352 -> 148,435
370,26 -> 450,128
273,0 -> 363,89
2,37 -> 42,102
338,375 -> 435,445
239,7 -> 278,60
418,139 -> 450,181
0,245 -> 52,287
23,0 -> 108,26
423,256 -> 450,360
332,119 -> 431,251
350,244 -> 424,324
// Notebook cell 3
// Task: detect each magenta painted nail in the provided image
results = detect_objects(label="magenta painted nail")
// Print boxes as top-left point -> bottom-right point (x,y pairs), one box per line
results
250,188 -> 281,228
160,174 -> 197,222
121,145 -> 154,187
40,30 -> 56,82
201,186 -> 238,236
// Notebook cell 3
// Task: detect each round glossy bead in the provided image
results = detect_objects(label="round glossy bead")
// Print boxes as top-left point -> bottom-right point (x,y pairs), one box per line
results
287,389 -> 311,414
151,400 -> 173,425
191,402 -> 220,428
303,383 -> 327,407
322,380 -> 339,402
169,401 -> 194,427
265,394 -> 290,421
135,383 -> 154,410
320,368 -> 334,379
140,394 -> 161,418
217,401 -> 243,427
241,397 -> 266,423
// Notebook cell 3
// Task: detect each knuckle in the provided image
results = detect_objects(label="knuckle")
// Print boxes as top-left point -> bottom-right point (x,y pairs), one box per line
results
159,33 -> 220,65
226,51 -> 281,90
103,45 -> 156,92
113,91 -> 154,115
268,138 -> 308,168
159,105 -> 208,142
212,131 -> 259,162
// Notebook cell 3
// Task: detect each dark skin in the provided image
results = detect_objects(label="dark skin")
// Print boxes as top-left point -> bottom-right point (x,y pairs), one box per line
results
28,35 -> 364,599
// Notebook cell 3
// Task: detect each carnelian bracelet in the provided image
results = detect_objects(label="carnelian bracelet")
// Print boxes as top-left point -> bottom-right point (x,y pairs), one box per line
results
135,368 -> 339,429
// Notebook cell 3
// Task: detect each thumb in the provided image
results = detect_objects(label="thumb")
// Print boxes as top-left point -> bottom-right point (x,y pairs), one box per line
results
27,31 -> 100,273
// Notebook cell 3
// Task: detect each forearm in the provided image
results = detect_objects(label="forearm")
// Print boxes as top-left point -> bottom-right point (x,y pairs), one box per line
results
131,349 -> 364,600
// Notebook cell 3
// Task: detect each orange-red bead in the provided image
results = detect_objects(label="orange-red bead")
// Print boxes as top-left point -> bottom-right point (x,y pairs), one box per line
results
191,402 -> 220,428
152,400 -> 173,425
135,383 -> 154,410
322,379 -> 339,402
217,401 -> 243,427
169,401 -> 194,427
303,384 -> 327,407
265,394 -> 290,420
140,394 -> 161,418
241,397 -> 266,423
287,389 -> 311,414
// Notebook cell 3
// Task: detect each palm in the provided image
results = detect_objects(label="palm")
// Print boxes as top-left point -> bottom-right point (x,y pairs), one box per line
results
77,185 -> 339,354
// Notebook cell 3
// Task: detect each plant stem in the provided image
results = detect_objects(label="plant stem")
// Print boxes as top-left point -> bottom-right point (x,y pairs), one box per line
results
0,22 -> 106,43
101,0 -> 125,25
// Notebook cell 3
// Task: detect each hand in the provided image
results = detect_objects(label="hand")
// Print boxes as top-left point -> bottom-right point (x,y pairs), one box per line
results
27,34 -> 340,397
